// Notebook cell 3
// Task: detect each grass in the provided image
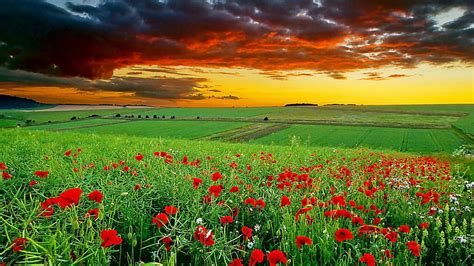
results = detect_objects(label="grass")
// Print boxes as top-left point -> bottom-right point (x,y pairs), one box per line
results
71,120 -> 250,139
265,107 -> 461,126
0,129 -> 471,265
250,124 -> 465,153
3,104 -> 473,155
0,108 -> 145,125
0,119 -> 21,127
29,119 -> 127,130
136,107 -> 280,118
453,112 -> 474,137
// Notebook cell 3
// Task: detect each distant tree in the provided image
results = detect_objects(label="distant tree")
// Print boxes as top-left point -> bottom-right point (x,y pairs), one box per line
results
171,116 -> 175,119
25,119 -> 34,124
115,114 -> 121,118
197,116 -> 200,119
264,117 -> 269,121
162,115 -> 166,119
131,115 -> 135,118
70,116 -> 77,120
145,115 -> 149,119
17,124 -> 21,127
0,114 -> 4,118
48,121 -> 51,123
89,114 -> 99,118
138,115 -> 142,118
153,115 -> 157,119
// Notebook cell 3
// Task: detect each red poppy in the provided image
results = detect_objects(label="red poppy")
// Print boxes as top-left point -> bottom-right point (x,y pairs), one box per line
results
384,249 -> 394,259
359,253 -> 376,266
229,258 -> 243,266
267,250 -> 287,266
57,188 -> 83,208
295,236 -> 312,249
134,184 -> 142,190
352,217 -> 364,225
40,197 -> 57,217
280,196 -> 291,207
212,172 -> 223,182
249,249 -> 265,266
11,237 -> 27,253
398,225 -> 411,233
34,171 -> 49,178
64,150 -> 72,156
2,171 -> 12,180
230,186 -> 240,193
162,236 -> 173,251
407,241 -> 421,257
192,178 -> 203,189
256,199 -> 266,210
86,208 -> 99,220
241,226 -> 253,240
209,185 -> 224,197
87,190 -> 103,204
335,228 -> 353,242
135,153 -> 144,161
220,215 -> 234,224
331,195 -> 346,206
29,180 -> 38,187
194,226 -> 215,246
295,206 -> 312,221
152,213 -> 169,228
385,231 -> 398,243
419,222 -> 429,229
244,197 -> 256,207
164,205 -> 178,215
0,162 -> 7,170
100,229 -> 123,248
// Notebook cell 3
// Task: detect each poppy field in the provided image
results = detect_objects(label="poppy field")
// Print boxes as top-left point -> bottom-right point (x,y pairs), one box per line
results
0,129 -> 472,265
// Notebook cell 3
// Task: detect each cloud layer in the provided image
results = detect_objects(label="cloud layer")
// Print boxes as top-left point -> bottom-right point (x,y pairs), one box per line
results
0,67 -> 239,100
0,0 -> 472,81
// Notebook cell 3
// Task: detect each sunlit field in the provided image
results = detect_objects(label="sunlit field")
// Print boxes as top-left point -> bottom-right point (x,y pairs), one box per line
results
1,1 -> 473,265
0,128 -> 472,265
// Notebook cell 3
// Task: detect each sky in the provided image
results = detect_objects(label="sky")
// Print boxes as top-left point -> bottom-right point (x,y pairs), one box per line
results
0,0 -> 472,107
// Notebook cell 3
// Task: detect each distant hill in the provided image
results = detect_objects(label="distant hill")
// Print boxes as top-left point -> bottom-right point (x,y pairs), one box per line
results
285,103 -> 318,107
0,95 -> 48,109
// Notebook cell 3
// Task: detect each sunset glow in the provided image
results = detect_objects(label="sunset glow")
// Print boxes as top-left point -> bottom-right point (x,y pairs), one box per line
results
0,0 -> 472,106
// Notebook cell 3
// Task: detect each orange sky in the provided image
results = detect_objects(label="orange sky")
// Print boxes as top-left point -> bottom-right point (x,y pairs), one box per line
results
0,1 -> 472,107
3,63 -> 472,107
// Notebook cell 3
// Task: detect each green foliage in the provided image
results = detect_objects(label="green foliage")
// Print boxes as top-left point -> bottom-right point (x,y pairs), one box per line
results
0,130 -> 471,265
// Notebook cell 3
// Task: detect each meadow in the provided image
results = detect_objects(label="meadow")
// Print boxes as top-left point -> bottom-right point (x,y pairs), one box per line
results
3,104 -> 472,155
0,129 -> 472,265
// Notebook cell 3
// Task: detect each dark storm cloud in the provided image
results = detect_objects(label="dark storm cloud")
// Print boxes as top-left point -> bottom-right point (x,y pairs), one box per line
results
0,67 -> 214,100
0,0 -> 472,81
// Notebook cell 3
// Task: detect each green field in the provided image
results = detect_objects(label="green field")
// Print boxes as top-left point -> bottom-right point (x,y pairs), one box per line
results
2,104 -> 473,154
0,129 -> 471,265
0,119 -> 20,127
250,124 -> 464,153
29,118 -> 127,130
72,120 -> 250,139
136,107 -> 280,118
264,107 -> 460,127
0,108 -> 144,125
